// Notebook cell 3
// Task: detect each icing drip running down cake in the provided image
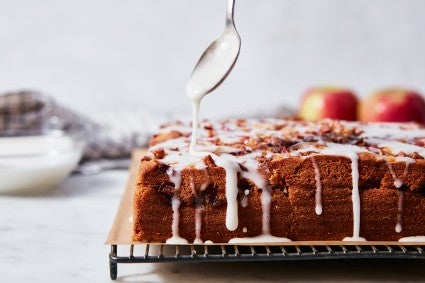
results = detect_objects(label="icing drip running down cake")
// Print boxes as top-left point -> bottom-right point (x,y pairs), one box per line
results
133,118 -> 425,244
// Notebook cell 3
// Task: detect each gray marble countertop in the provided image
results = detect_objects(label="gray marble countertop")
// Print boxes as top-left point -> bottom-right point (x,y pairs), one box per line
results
1,170 -> 424,283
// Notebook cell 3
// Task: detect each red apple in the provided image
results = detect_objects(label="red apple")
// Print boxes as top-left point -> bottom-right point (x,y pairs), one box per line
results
298,86 -> 359,121
359,88 -> 425,123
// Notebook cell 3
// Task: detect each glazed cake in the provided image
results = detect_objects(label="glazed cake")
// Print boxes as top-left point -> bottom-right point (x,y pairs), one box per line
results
133,118 -> 425,244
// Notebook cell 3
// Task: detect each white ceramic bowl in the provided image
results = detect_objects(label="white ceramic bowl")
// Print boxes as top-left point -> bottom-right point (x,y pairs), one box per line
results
0,129 -> 86,194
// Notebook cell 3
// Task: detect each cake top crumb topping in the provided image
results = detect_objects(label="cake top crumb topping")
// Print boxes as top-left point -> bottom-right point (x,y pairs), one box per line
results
148,118 -> 425,164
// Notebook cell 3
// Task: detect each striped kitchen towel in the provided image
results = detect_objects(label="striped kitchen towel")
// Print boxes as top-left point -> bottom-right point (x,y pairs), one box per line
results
0,90 -> 294,166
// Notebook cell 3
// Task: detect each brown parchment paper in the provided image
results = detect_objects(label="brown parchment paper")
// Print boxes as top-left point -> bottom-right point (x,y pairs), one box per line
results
105,149 -> 146,245
105,149 -> 424,246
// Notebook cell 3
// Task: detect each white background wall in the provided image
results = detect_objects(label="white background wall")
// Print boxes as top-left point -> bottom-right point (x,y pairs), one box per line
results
1,0 -> 424,119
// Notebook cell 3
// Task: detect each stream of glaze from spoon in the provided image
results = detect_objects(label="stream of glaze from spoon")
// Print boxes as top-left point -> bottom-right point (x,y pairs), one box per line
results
185,27 -> 240,231
186,29 -> 240,153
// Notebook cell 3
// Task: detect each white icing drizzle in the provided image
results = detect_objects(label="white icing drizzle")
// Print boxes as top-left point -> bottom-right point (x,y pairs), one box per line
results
319,144 -> 367,241
261,186 -> 272,235
189,98 -> 201,153
398,236 -> 425,242
387,163 -> 403,189
359,123 -> 425,140
240,189 -> 249,208
395,190 -> 404,233
394,156 -> 416,164
165,168 -> 189,244
229,234 -> 291,244
166,196 -> 189,244
240,165 -> 271,235
394,179 -> 403,190
194,206 -> 204,244
243,163 -> 290,240
189,176 -> 207,244
210,153 -> 240,231
229,166 -> 292,243
189,176 -> 196,195
387,161 -> 412,233
311,157 -> 323,215
372,140 -> 425,158
167,168 -> 182,189
343,153 -> 365,241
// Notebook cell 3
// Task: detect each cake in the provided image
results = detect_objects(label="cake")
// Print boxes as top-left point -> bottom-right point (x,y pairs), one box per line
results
133,118 -> 425,244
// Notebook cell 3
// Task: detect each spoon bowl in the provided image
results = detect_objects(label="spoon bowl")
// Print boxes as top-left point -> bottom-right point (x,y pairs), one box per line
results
186,0 -> 240,153
186,0 -> 241,100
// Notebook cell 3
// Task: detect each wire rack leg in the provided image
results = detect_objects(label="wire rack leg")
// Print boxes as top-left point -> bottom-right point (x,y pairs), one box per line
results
110,245 -> 118,280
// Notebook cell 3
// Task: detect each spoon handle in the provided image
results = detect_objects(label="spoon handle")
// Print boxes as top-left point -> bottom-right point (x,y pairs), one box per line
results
226,0 -> 236,26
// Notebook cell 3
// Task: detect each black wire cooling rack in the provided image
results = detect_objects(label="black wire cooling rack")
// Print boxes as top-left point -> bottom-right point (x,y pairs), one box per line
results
108,243 -> 425,280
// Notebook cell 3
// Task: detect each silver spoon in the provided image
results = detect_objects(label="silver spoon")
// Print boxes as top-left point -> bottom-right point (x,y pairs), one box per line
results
186,0 -> 241,100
